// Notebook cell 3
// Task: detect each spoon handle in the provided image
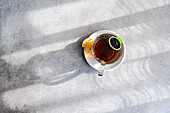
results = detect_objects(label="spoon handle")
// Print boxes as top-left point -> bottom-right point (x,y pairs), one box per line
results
98,63 -> 105,76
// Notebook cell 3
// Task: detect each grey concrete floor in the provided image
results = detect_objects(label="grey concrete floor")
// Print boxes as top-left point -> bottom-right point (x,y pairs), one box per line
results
1,0 -> 170,113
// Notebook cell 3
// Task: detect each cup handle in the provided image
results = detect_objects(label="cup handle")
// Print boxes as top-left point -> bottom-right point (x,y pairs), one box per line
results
116,36 -> 123,44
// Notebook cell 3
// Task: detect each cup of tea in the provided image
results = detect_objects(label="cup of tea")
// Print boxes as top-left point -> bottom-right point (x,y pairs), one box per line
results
82,30 -> 125,76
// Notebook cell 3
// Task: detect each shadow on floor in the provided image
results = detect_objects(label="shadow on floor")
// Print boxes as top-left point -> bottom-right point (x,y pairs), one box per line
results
8,35 -> 96,89
16,34 -> 97,86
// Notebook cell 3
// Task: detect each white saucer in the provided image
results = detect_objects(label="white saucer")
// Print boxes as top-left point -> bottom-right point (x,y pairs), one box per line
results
84,30 -> 126,71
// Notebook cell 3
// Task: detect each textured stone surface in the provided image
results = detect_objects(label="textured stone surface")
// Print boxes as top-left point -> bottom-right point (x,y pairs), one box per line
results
0,0 -> 170,113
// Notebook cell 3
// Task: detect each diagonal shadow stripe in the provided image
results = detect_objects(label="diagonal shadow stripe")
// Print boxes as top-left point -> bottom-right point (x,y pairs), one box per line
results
5,4 -> 170,54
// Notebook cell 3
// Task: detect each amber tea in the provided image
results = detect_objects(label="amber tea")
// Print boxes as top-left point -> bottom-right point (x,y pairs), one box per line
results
93,34 -> 119,63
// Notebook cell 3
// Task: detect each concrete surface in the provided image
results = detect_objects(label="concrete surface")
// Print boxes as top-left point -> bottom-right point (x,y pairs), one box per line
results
0,0 -> 170,113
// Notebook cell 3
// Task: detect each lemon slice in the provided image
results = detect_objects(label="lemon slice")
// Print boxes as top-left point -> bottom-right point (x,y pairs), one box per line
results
85,39 -> 94,56
82,38 -> 94,47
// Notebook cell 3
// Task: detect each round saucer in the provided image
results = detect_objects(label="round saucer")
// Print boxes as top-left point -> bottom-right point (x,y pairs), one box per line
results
84,30 -> 126,71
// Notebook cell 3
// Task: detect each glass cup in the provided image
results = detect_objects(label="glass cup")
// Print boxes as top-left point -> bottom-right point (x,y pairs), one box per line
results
82,30 -> 125,76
